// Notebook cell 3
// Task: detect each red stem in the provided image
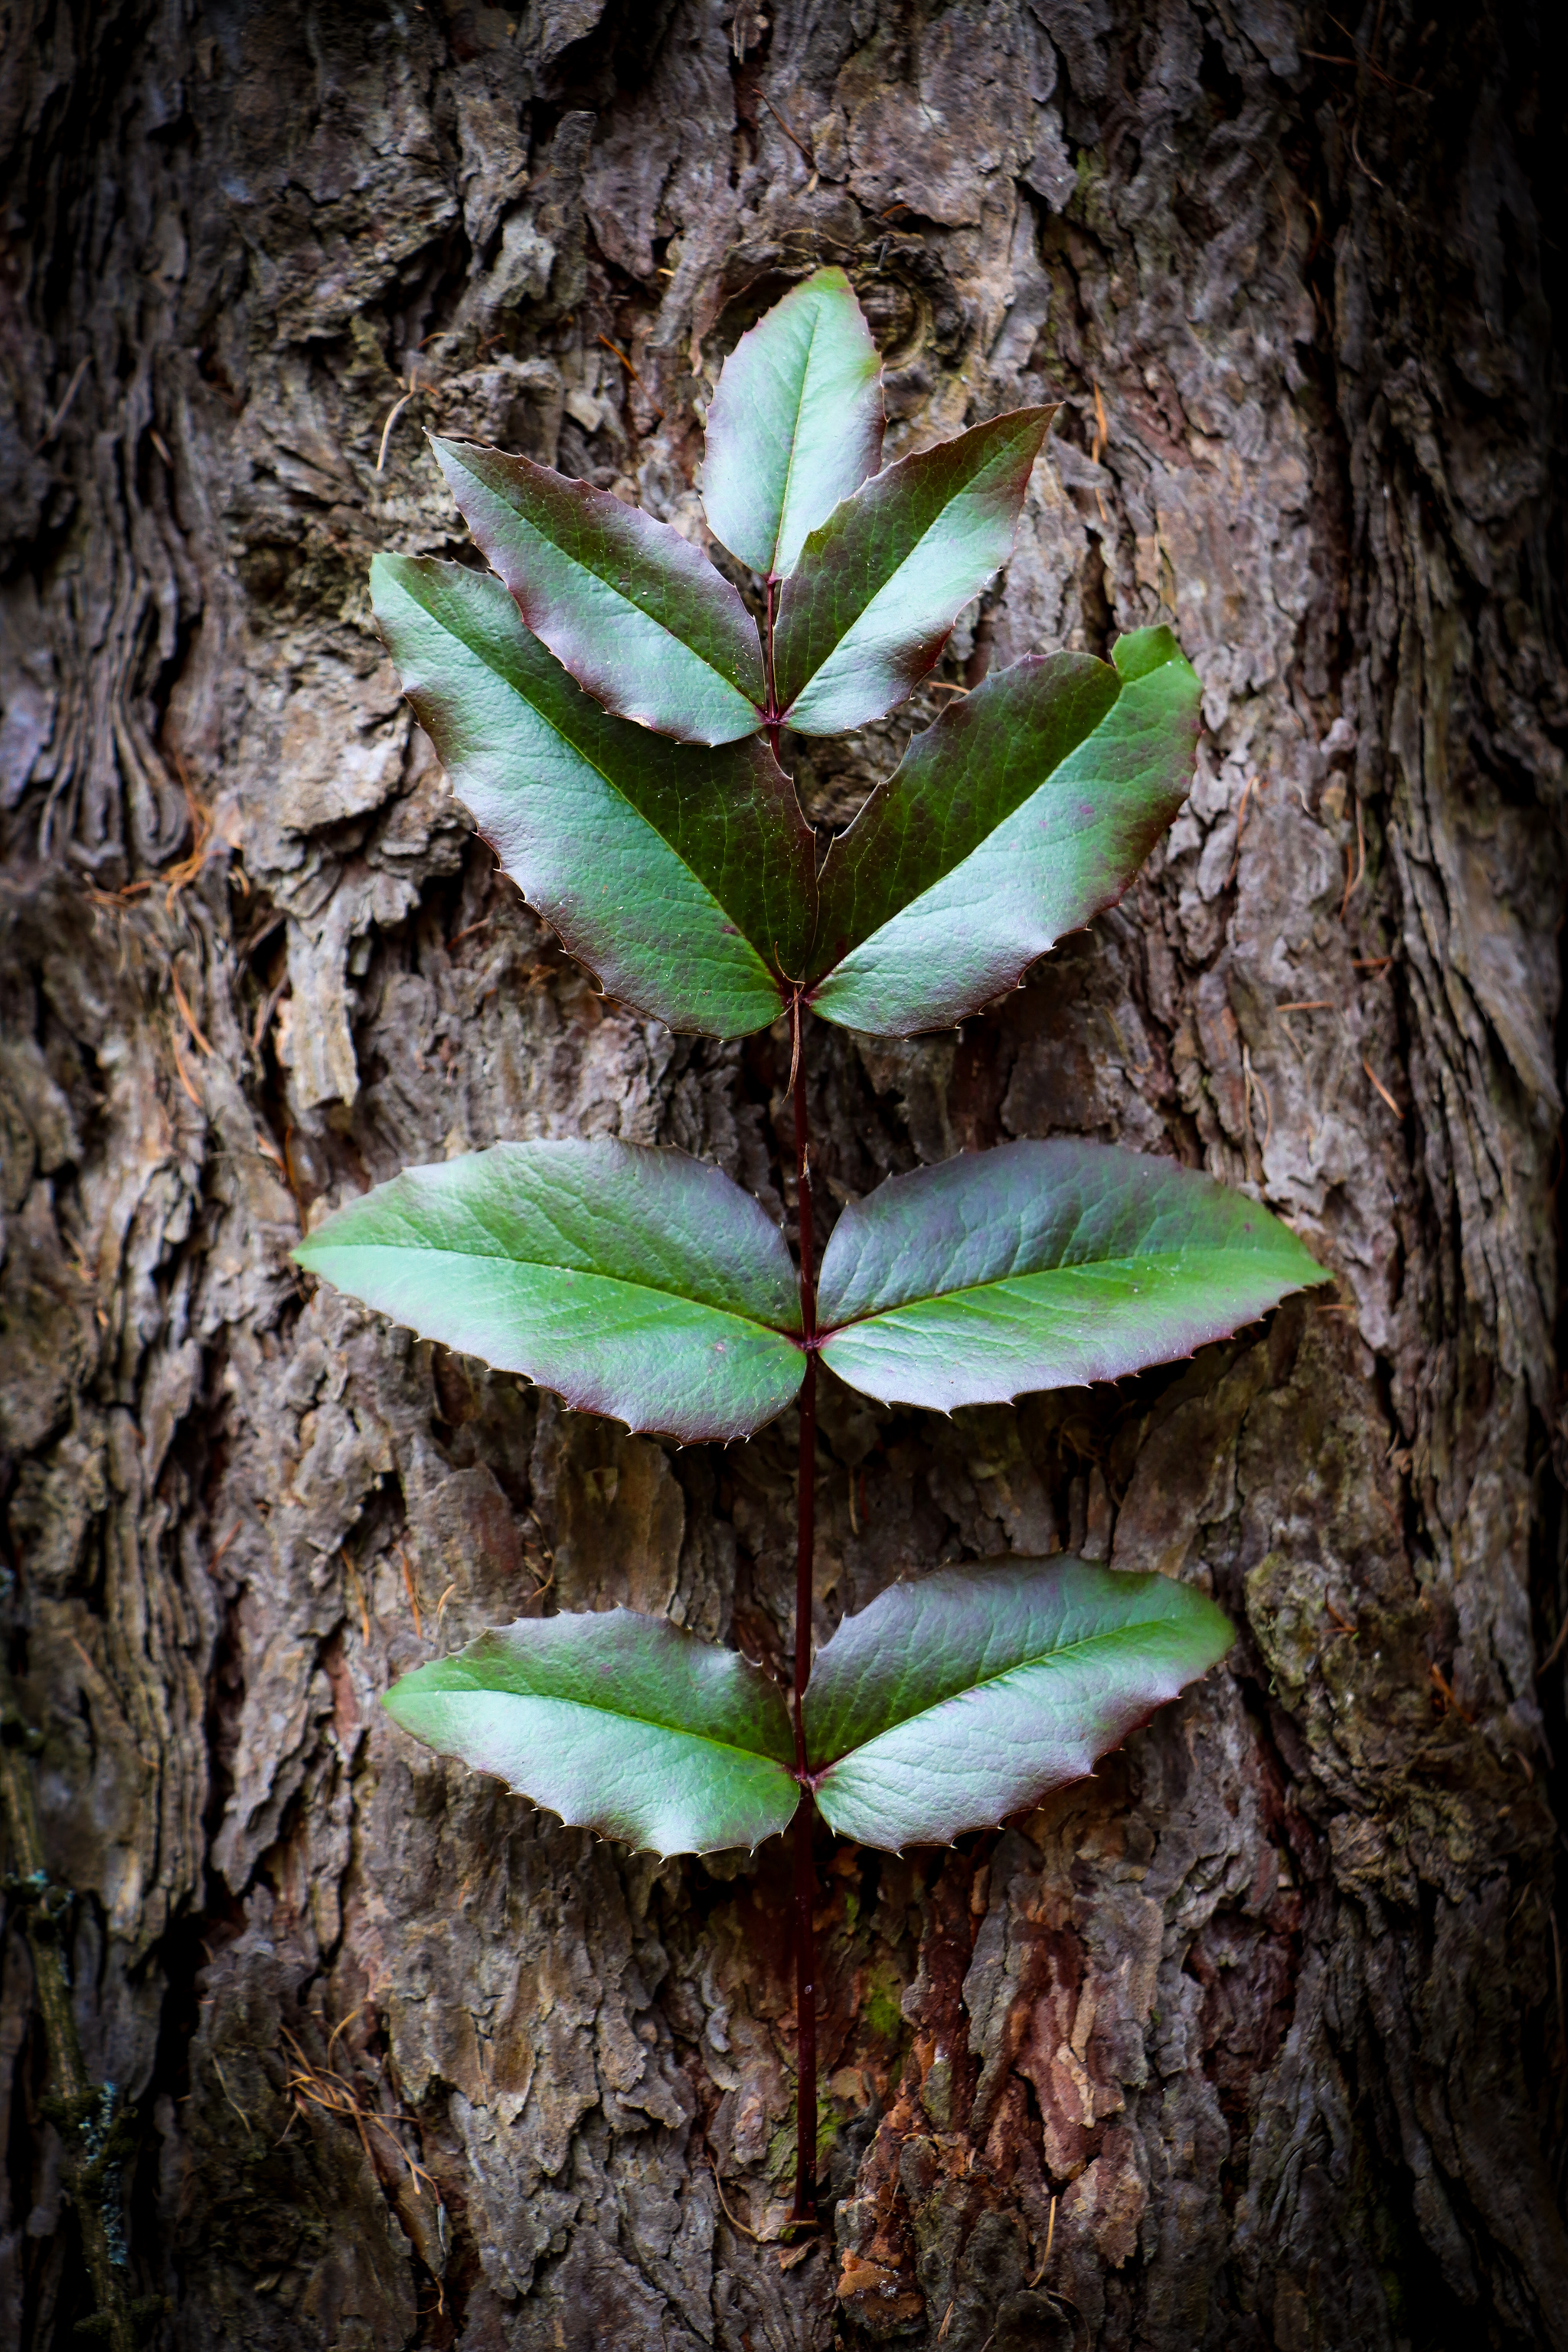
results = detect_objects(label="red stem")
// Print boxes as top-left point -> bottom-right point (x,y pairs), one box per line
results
763,573 -> 783,767
791,1004 -> 818,2222
769,534 -> 817,2221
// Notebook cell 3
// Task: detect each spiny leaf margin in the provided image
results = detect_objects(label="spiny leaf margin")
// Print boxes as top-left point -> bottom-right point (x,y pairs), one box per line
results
808,628 -> 1200,1034
296,1138 -> 805,1445
432,436 -> 766,745
805,1556 -> 1233,1850
772,405 -> 1057,737
701,265 -> 884,580
384,1609 -> 799,1857
815,1138 -> 1331,1412
371,554 -> 813,1035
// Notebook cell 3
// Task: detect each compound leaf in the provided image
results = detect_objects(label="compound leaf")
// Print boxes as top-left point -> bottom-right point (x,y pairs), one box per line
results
805,1557 -> 1233,1849
702,266 -> 884,580
772,406 -> 1055,736
372,554 -> 814,1033
808,630 -> 1199,1034
815,1139 -> 1329,1412
387,1611 -> 799,1857
432,436 -> 766,745
296,1139 -> 805,1444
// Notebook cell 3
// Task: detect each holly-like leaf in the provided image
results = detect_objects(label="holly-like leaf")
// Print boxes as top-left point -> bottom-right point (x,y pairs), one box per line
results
431,436 -> 766,745
808,630 -> 1199,1034
371,555 -> 814,1034
771,406 -> 1055,736
701,266 -> 884,580
386,1610 -> 799,1857
804,1557 -> 1233,1849
296,1139 -> 805,1444
815,1139 -> 1329,1412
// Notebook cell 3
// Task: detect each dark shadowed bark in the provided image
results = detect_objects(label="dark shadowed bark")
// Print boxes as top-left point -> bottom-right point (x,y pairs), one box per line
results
2,3 -> 1566,2346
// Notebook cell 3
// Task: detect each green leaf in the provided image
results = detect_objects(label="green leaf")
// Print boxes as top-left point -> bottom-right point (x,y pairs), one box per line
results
430,437 -> 766,745
296,1139 -> 805,1444
808,631 -> 1199,1034
371,555 -> 815,1033
804,1557 -> 1233,1849
386,1610 -> 799,1857
701,266 -> 884,580
815,1139 -> 1330,1412
771,406 -> 1055,736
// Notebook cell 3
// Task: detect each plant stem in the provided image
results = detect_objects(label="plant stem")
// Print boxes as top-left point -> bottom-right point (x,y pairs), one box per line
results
763,574 -> 782,767
770,517 -> 818,2220
791,1004 -> 818,2223
790,1777 -> 818,2222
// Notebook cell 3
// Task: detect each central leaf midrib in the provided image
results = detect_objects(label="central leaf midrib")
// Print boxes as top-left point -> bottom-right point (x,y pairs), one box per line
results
812,1619 -> 1165,1772
788,418 -> 1034,699
553,720 -> 760,953
450,1677 -> 795,1772
564,528 -> 707,662
328,1236 -> 802,1338
544,499 -> 758,706
453,595 -> 775,962
818,1243 -> 1229,1336
814,683 -> 1119,973
769,299 -> 826,577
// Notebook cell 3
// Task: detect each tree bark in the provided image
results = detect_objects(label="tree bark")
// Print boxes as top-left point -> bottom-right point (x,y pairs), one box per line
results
2,3 -> 1565,2347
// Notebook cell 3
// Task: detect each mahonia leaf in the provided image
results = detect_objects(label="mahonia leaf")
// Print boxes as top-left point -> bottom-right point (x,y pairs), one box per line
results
701,266 -> 884,580
815,1139 -> 1330,1411
296,1140 -> 805,1444
387,1611 -> 799,1857
431,436 -> 766,744
771,406 -> 1055,735
804,1557 -> 1233,1849
808,629 -> 1198,1034
371,555 -> 814,1033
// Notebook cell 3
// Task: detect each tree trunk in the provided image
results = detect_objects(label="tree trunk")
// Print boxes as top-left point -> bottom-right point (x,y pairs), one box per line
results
2,3 -> 1565,2345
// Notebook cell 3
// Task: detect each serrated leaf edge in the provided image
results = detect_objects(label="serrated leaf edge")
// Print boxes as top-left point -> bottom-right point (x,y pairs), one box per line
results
292,1253 -> 808,1444
803,1590 -> 1230,1778
805,639 -> 1202,1030
368,554 -> 793,1034
383,1617 -> 799,1858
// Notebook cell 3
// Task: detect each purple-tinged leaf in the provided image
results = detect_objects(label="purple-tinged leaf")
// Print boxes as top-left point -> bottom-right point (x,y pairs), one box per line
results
702,266 -> 884,580
432,436 -> 766,744
387,1611 -> 799,1857
815,1139 -> 1330,1412
808,630 -> 1198,1034
371,555 -> 814,1033
771,406 -> 1055,735
296,1139 -> 805,1445
805,1557 -> 1233,1849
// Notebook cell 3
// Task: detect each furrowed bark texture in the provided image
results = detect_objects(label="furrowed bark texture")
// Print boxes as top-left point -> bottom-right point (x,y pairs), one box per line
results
2,4 -> 1565,2346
